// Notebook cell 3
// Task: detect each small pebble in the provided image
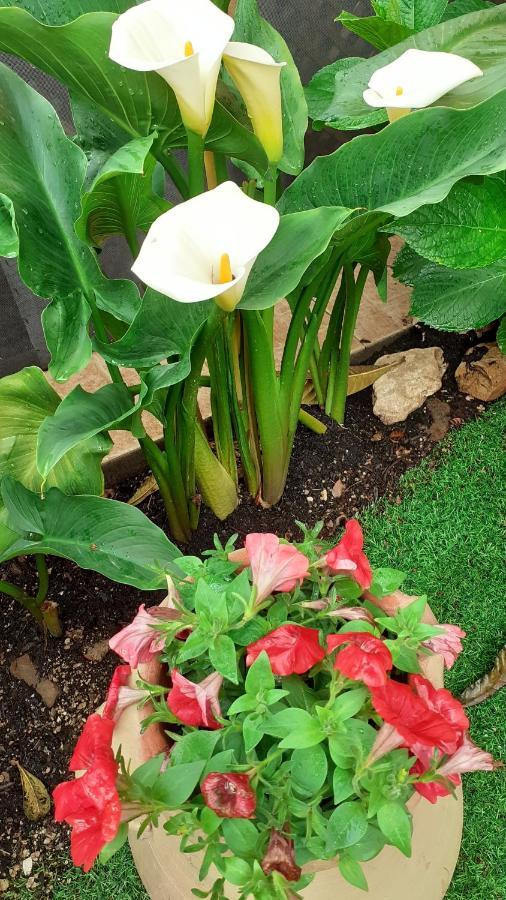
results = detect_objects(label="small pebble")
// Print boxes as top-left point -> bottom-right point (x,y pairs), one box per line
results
22,858 -> 33,877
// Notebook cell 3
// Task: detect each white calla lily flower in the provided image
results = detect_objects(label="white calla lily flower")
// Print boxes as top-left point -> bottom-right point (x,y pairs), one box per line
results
363,48 -> 482,116
109,0 -> 234,136
132,181 -> 280,312
224,42 -> 285,164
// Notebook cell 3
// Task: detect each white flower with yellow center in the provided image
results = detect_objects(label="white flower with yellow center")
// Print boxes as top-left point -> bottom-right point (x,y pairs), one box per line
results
109,0 -> 234,137
132,181 -> 280,312
363,49 -> 482,122
224,42 -> 285,165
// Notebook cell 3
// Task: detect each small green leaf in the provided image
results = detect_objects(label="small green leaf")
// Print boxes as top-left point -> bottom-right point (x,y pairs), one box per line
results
291,744 -> 328,796
200,807 -> 222,836
227,694 -> 258,716
222,819 -> 260,857
333,768 -> 355,805
209,634 -> 238,684
264,709 -> 325,749
219,856 -> 252,887
338,854 -> 368,891
369,568 -> 406,599
336,11 -> 413,50
243,714 -> 263,752
99,822 -> 128,864
170,731 -> 222,767
202,750 -> 236,778
245,651 -> 274,695
327,802 -> 368,853
385,640 -> 421,674
347,825 -> 386,862
333,689 -> 368,722
377,802 -> 412,857
153,760 -> 206,808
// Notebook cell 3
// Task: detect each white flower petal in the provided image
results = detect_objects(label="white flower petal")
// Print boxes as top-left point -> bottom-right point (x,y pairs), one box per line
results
364,48 -> 482,109
132,182 -> 280,306
224,41 -> 285,163
109,0 -> 234,134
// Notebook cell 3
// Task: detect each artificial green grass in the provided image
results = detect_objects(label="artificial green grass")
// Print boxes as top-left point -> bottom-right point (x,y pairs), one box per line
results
10,402 -> 505,899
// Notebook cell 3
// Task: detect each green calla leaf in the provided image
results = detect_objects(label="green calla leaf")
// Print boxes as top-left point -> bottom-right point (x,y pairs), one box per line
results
239,207 -> 353,310
306,5 -> 506,130
0,367 -> 110,523
76,135 -> 170,247
279,91 -> 506,228
232,0 -> 308,175
36,382 -> 136,480
336,11 -> 414,51
0,0 -> 142,25
497,315 -> 506,354
0,61 -> 140,381
390,177 -> 506,268
442,0 -> 494,21
0,477 -> 182,586
0,194 -> 18,258
372,0 -> 449,30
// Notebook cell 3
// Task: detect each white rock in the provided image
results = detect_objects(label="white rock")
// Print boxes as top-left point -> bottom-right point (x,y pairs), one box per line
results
22,858 -> 33,877
372,347 -> 447,425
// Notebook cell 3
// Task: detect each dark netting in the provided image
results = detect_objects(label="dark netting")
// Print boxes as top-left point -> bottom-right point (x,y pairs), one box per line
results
0,1 -> 370,375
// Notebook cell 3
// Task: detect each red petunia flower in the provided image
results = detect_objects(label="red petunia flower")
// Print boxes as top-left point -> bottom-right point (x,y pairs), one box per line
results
201,772 -> 256,818
422,624 -> 466,669
370,675 -> 469,759
230,533 -> 309,603
109,604 -> 166,668
261,828 -> 302,882
326,632 -> 393,687
246,624 -> 325,676
54,765 -> 121,871
410,758 -> 461,803
54,711 -> 120,871
325,520 -> 372,589
411,732 -> 501,802
167,669 -> 223,729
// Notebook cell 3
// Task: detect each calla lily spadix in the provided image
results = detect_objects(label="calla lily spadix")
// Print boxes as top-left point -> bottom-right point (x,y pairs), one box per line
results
132,181 -> 280,312
363,49 -> 482,122
109,0 -> 234,137
224,42 -> 285,165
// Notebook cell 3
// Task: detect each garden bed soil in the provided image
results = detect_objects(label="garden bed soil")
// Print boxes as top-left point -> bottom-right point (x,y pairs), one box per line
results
0,325 -> 493,896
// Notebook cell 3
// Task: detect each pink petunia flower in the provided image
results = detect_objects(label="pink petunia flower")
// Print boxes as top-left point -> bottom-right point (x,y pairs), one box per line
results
167,669 -> 223,729
109,604 -> 166,668
325,520 -> 372,589
422,624 -> 466,669
230,533 -> 309,603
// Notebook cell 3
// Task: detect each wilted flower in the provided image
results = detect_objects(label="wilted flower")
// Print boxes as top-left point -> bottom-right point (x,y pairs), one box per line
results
261,828 -> 301,881
325,519 -> 372,589
109,0 -> 234,136
224,43 -> 285,164
201,772 -> 256,818
246,624 -> 325,675
109,604 -> 166,668
326,605 -> 375,623
327,631 -> 393,688
438,734 -> 501,777
422,624 -> 466,669
167,669 -> 223,729
132,182 -> 280,311
363,49 -> 482,111
242,532 -> 309,603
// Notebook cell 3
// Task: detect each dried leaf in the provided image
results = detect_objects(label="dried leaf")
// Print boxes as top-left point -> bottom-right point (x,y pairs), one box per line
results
347,362 -> 400,397
15,762 -> 50,821
331,479 -> 345,499
128,473 -> 158,506
460,646 -> 506,707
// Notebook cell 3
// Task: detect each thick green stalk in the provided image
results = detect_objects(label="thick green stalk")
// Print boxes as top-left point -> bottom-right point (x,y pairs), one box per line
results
330,265 -> 369,424
151,143 -> 189,199
263,176 -> 278,206
194,423 -> 238,521
0,579 -> 43,624
186,129 -> 206,197
35,554 -> 49,604
320,272 -> 346,402
208,320 -> 238,485
140,435 -> 191,544
242,311 -> 287,507
224,315 -> 260,498
214,152 -> 229,185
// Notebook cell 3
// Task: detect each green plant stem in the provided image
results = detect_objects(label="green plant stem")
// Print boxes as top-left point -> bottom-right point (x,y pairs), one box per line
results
140,435 -> 191,544
151,144 -> 189,199
330,264 -> 369,424
320,272 -> 346,404
208,319 -> 238,485
298,409 -> 327,434
263,175 -> 278,206
186,129 -> 206,197
309,352 -> 325,406
35,554 -> 49,604
214,152 -> 229,185
87,294 -> 124,386
0,579 -> 43,624
223,315 -> 260,498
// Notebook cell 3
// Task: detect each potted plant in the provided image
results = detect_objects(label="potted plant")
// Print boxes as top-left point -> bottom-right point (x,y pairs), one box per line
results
54,520 -> 500,898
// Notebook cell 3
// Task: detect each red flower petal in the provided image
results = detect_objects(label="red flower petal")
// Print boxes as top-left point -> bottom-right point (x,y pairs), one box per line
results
103,665 -> 131,721
410,759 -> 461,804
325,520 -> 372,589
69,714 -> 115,773
246,624 -> 325,676
327,632 -> 393,688
54,765 -> 120,872
201,773 -> 256,818
167,670 -> 222,730
261,828 -> 301,882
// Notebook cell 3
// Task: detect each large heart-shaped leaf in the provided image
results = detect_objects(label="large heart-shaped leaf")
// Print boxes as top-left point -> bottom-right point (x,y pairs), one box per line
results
336,12 -> 413,51
239,207 -> 353,310
0,0 -> 142,24
232,0 -> 308,175
306,6 -> 506,129
279,91 -> 506,225
442,0 -> 494,21
388,176 -> 506,268
0,368 -> 110,523
0,194 -> 17,258
37,382 -> 135,480
0,477 -> 182,587
76,135 -> 170,247
372,0 -> 448,30
0,61 -> 141,380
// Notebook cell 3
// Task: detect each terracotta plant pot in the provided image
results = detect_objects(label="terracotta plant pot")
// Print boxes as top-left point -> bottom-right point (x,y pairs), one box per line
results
112,600 -> 464,900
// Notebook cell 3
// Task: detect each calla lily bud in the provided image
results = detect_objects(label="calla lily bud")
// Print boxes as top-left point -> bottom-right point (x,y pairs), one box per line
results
132,181 -> 280,311
224,42 -> 285,165
109,0 -> 234,137
363,49 -> 482,120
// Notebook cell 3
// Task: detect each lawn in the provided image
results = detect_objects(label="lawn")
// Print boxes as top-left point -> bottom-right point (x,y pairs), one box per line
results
10,401 -> 505,900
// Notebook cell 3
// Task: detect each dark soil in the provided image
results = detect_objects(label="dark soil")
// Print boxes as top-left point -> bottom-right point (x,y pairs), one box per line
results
0,324 -> 492,894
